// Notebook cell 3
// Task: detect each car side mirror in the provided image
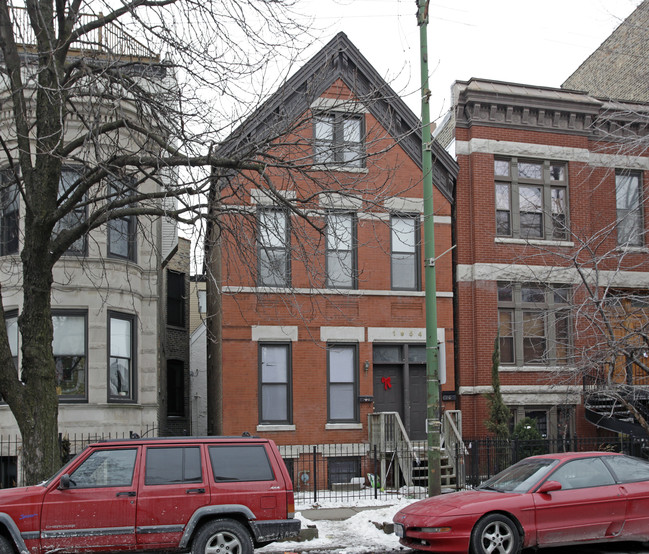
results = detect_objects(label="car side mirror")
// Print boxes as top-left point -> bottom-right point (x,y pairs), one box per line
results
537,480 -> 562,494
59,474 -> 71,490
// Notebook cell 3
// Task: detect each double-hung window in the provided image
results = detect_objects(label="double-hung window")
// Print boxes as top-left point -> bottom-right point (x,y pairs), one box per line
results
326,212 -> 356,289
391,215 -> 419,290
167,359 -> 185,416
327,344 -> 358,422
55,168 -> 87,255
259,343 -> 291,425
0,171 -> 19,256
495,158 -> 568,240
616,170 -> 643,247
167,270 -> 186,327
108,311 -> 136,402
498,282 -> 571,367
52,311 -> 87,400
314,111 -> 365,168
258,209 -> 289,287
107,177 -> 137,261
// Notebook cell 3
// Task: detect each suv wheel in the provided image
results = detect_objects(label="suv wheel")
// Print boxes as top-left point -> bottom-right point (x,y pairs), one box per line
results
0,536 -> 13,554
192,519 -> 253,554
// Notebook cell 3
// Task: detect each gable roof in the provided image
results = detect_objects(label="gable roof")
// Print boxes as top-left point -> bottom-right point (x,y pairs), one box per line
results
562,0 -> 649,102
216,32 -> 458,202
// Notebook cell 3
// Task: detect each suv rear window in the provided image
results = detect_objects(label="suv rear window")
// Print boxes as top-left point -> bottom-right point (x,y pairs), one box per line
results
145,446 -> 202,485
209,445 -> 274,482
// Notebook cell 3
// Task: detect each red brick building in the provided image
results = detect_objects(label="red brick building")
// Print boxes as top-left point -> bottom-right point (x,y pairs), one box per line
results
194,3 -> 649,460
449,78 -> 649,439
446,1 -> 649,440
203,33 -> 458,451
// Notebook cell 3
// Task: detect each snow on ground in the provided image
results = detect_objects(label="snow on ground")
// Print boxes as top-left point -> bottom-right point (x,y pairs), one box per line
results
259,494 -> 419,553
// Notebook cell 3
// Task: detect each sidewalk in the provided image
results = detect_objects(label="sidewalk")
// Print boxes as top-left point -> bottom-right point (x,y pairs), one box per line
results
300,505 -> 393,521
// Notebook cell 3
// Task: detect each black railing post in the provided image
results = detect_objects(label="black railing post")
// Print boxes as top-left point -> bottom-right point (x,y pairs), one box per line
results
373,445 -> 378,499
455,441 -> 460,491
312,446 -> 318,504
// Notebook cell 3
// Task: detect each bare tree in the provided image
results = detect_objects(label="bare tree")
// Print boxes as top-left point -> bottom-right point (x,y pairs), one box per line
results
0,1 -> 441,483
0,0 -> 317,485
494,139 -> 649,438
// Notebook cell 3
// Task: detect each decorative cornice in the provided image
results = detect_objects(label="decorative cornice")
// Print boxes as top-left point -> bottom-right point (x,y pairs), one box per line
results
215,33 -> 458,203
454,78 -> 649,141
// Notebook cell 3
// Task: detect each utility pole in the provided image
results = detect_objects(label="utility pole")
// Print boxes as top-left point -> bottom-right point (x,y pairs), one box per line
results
417,0 -> 442,497
206,166 -> 223,435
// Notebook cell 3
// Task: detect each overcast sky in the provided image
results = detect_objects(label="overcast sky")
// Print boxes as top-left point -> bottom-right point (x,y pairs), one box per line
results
296,0 -> 642,122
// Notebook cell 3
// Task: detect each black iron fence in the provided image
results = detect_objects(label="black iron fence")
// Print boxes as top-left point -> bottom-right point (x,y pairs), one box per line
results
0,426 -> 158,488
278,442 -> 429,504
2,432 -> 647,502
461,435 -> 648,490
281,436 -> 649,504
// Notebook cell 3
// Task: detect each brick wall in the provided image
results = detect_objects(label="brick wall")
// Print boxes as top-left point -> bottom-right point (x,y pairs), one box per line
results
217,81 -> 457,447
454,80 -> 649,438
161,237 -> 191,436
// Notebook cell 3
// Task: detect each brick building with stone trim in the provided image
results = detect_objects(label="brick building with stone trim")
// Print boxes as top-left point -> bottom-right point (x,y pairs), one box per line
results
194,33 -> 459,449
448,78 -> 649,439
443,0 -> 649,440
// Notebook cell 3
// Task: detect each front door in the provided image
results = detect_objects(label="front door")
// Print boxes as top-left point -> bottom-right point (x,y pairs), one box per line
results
373,364 -> 404,418
373,344 -> 427,440
408,364 -> 427,440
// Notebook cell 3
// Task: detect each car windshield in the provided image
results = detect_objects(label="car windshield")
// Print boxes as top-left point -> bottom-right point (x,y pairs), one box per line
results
478,458 -> 559,493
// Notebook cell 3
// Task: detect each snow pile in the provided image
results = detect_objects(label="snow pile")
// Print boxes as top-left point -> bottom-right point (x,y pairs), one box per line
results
259,498 -> 417,553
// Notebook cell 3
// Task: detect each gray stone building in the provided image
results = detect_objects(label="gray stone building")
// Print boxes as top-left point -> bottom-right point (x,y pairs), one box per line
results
0,9 -> 190,445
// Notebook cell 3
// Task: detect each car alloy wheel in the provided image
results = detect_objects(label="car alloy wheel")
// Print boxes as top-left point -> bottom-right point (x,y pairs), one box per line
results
471,513 -> 520,554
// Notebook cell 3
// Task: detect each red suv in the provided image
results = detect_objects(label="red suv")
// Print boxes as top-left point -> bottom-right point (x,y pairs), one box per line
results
0,436 -> 300,554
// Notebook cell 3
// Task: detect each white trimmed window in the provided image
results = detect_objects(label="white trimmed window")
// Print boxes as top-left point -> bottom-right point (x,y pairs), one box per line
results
326,212 -> 356,289
259,343 -> 292,424
391,215 -> 419,290
52,311 -> 87,400
258,209 -> 289,287
314,112 -> 365,168
327,344 -> 358,422
109,311 -> 136,402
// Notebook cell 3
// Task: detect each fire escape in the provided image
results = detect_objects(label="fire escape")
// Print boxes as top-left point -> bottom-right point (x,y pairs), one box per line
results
583,352 -> 649,438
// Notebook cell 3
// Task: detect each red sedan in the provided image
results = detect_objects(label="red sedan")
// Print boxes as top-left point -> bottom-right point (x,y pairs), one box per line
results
393,451 -> 649,553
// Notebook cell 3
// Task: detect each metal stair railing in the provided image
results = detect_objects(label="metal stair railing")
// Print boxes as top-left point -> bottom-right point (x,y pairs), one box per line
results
368,412 -> 416,487
441,410 -> 466,489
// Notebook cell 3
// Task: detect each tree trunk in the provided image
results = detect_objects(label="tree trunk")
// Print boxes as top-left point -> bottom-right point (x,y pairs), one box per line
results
13,194 -> 60,484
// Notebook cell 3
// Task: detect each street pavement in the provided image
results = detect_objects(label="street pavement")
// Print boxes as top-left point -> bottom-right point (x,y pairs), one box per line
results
533,544 -> 649,554
272,540 -> 649,554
